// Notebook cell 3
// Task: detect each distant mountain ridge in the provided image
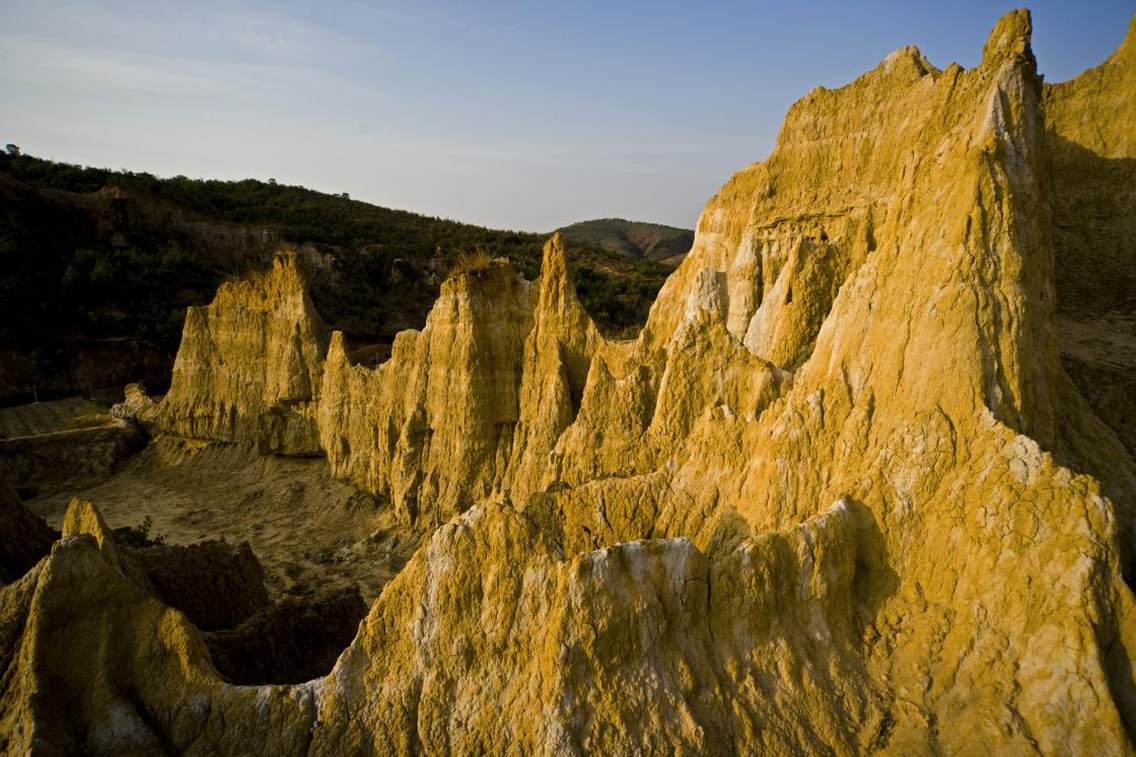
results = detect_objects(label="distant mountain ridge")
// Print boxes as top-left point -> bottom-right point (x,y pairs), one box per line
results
557,218 -> 693,266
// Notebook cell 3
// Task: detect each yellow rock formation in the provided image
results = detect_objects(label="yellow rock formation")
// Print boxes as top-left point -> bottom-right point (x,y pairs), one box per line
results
6,10 -> 1136,754
319,258 -> 533,523
153,253 -> 328,456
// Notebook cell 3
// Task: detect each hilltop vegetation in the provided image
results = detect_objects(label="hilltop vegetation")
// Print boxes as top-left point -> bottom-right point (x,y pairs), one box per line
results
0,152 -> 670,402
558,218 -> 693,265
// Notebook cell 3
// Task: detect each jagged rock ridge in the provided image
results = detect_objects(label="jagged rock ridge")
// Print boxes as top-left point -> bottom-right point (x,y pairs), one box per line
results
5,10 -> 1136,754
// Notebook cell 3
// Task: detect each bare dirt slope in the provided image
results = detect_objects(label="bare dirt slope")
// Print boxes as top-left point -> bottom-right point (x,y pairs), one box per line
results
0,397 -> 103,438
25,437 -> 417,601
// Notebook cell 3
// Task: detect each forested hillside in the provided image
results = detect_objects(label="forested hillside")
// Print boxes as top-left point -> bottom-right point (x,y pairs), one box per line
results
0,153 -> 670,404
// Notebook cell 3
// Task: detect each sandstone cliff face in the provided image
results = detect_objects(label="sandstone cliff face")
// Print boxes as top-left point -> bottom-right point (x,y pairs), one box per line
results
153,253 -> 328,455
4,10 -> 1136,755
318,258 -> 534,523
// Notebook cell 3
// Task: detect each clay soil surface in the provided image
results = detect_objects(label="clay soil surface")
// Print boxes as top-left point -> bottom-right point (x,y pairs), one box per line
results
26,436 -> 418,601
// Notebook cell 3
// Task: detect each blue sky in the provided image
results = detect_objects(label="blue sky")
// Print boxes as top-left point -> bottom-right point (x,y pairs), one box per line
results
2,1 -> 1133,231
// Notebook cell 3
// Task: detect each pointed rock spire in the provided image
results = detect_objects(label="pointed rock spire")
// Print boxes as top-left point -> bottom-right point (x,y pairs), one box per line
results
62,497 -> 124,570
535,232 -> 577,319
541,231 -> 570,283
1120,13 -> 1136,59
982,9 -> 1034,69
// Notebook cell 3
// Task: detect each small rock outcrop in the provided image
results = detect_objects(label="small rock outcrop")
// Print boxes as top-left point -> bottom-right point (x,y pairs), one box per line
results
109,381 -> 157,423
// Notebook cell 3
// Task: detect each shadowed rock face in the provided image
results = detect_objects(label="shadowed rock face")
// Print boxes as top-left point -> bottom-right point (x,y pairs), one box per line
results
59,498 -> 273,630
32,499 -> 367,689
129,540 -> 271,632
0,479 -> 55,583
0,417 -> 146,494
203,587 -> 367,685
7,10 -> 1136,754
1044,18 -> 1136,460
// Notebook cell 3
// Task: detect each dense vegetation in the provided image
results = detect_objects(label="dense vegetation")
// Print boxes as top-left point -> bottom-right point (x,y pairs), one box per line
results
0,152 -> 671,403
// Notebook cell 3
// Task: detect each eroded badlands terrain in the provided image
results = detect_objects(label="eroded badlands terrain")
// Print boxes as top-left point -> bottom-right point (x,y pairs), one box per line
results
2,9 -> 1136,755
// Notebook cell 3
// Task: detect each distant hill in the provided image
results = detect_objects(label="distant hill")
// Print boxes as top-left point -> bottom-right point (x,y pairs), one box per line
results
557,218 -> 693,266
0,154 -> 671,404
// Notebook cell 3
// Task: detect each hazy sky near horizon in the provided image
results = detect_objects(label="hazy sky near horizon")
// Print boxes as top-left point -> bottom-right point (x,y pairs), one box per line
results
2,1 -> 1133,231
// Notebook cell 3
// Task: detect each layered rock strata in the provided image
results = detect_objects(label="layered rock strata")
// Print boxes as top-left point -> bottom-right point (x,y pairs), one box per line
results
152,253 -> 328,455
0,417 -> 145,493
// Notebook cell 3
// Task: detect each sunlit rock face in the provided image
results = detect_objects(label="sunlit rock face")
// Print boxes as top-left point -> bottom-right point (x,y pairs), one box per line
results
6,10 -> 1136,755
318,257 -> 535,525
153,253 -> 328,456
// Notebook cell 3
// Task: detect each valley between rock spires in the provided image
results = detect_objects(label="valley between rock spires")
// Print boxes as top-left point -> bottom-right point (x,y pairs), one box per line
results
3,8 -> 1136,754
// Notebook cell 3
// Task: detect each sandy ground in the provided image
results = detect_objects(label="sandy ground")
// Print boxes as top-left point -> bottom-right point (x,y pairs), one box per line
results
1056,312 -> 1136,372
26,436 -> 419,602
